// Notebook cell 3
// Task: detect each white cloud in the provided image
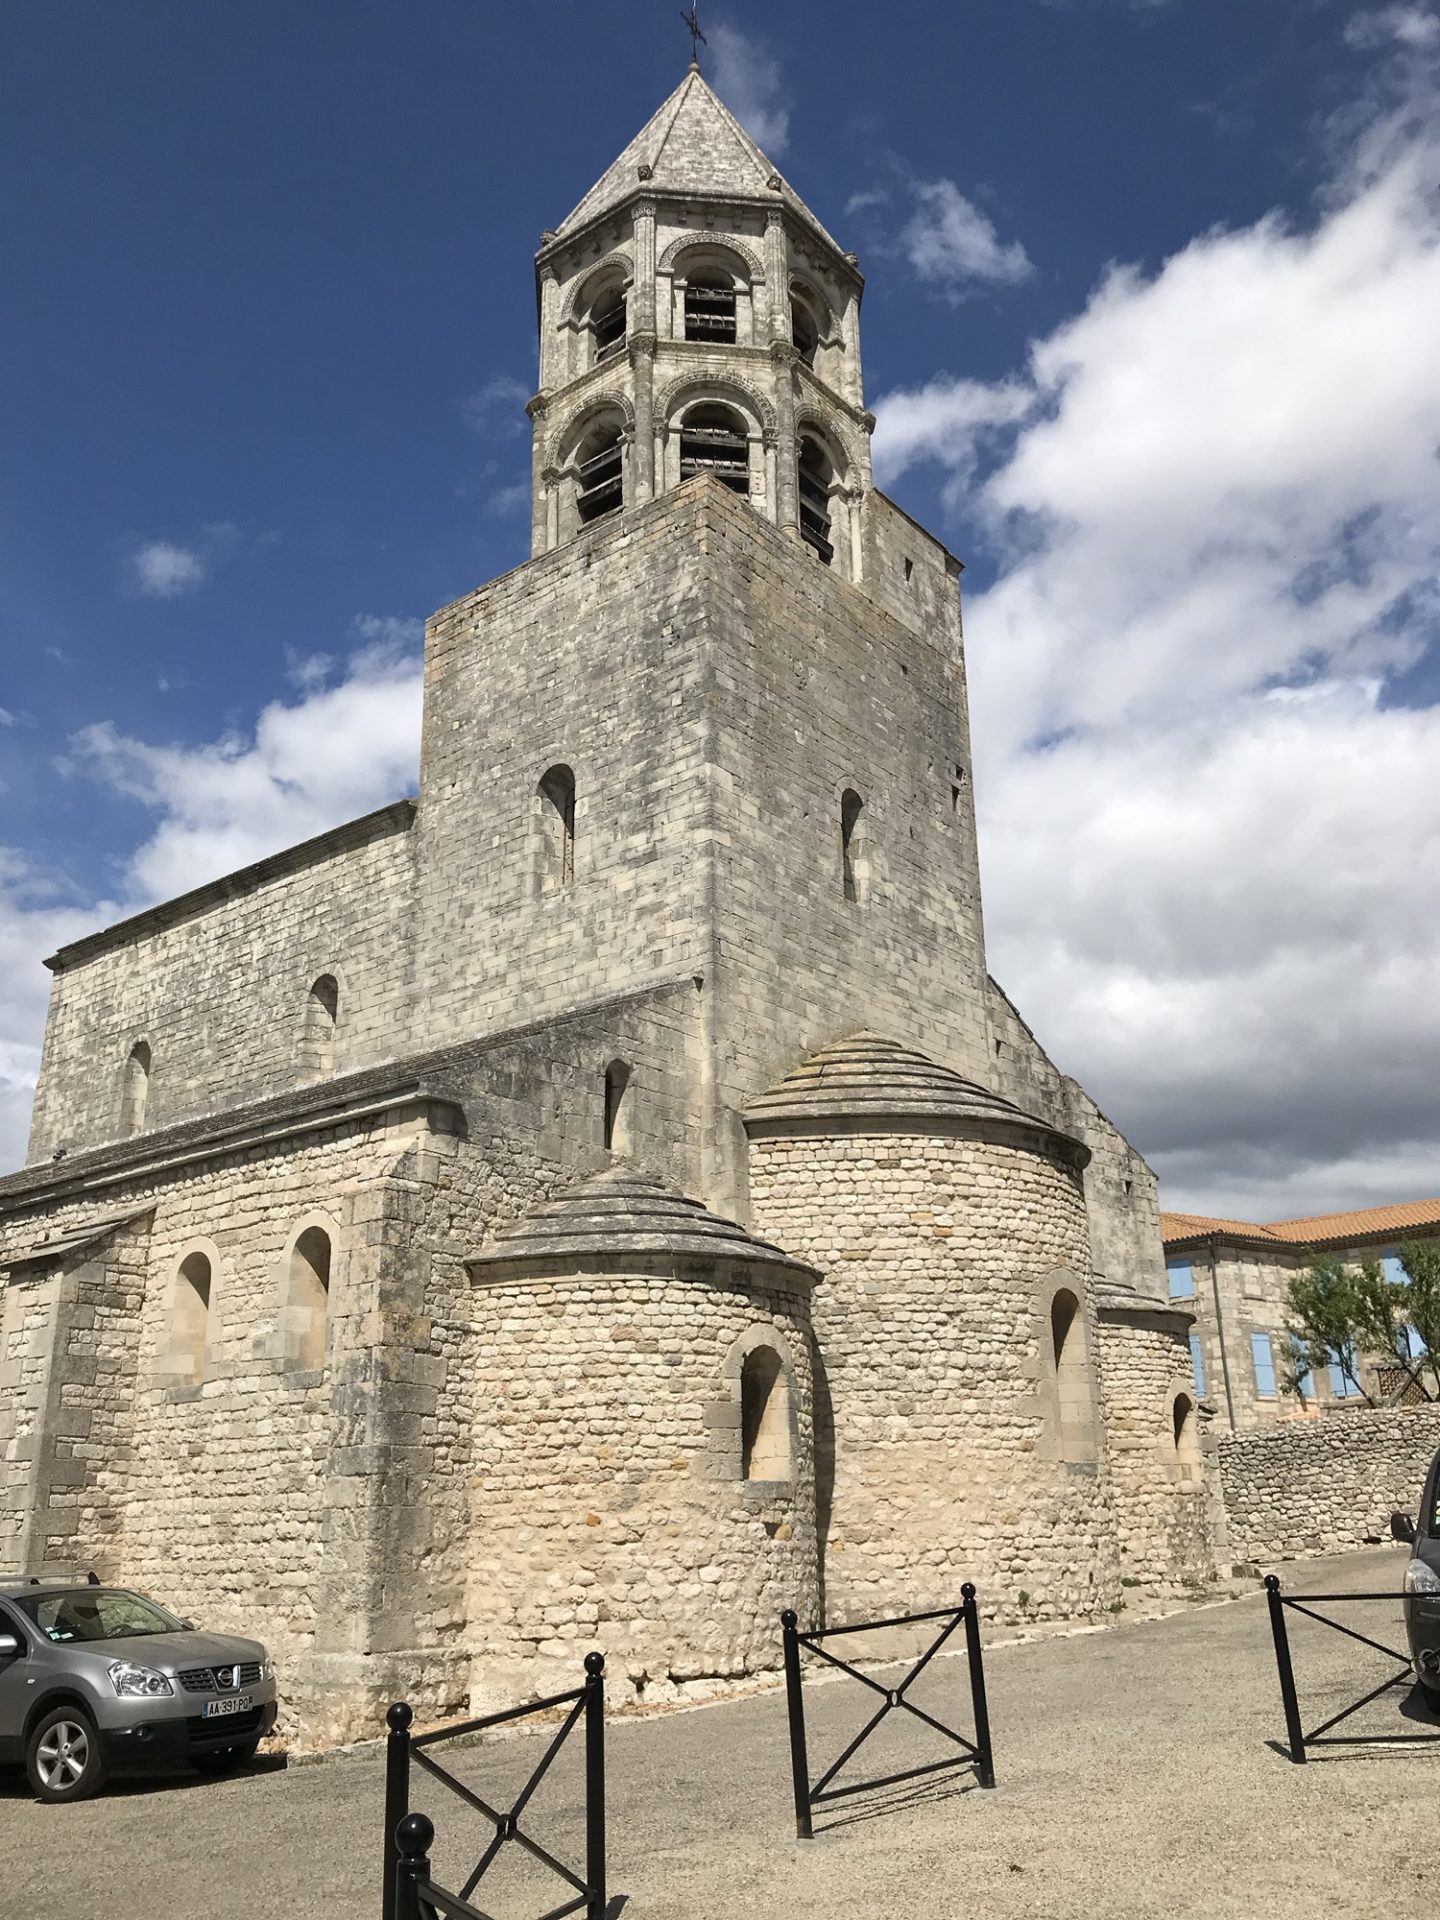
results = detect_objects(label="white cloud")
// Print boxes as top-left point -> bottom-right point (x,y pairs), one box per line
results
462,376 -> 530,437
0,633 -> 424,1171
128,540 -> 205,598
1345,6 -> 1440,50
873,56 -> 1440,1218
708,22 -> 790,155
901,179 -> 1033,295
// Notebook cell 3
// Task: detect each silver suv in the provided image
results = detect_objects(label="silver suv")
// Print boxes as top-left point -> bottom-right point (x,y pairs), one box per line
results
0,1577 -> 278,1801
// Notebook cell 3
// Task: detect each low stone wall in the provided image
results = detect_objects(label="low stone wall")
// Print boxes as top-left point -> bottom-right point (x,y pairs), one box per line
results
1219,1406 -> 1440,1561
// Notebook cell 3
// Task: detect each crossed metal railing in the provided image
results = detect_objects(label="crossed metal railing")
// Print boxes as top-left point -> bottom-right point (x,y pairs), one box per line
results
381,1652 -> 605,1920
1263,1574 -> 1440,1763
780,1585 -> 995,1839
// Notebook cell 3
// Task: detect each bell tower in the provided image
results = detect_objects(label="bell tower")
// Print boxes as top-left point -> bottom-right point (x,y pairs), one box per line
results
527,64 -> 875,579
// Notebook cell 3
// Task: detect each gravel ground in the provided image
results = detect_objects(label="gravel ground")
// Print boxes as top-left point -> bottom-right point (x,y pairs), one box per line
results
1,1546 -> 1434,1920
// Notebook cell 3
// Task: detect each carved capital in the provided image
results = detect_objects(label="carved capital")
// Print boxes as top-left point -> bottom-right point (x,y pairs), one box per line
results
628,330 -> 658,361
861,409 -> 877,433
769,339 -> 800,370
633,197 -> 657,223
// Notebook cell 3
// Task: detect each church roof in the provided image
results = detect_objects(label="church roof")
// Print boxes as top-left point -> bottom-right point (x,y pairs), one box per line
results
743,1033 -> 1089,1164
552,66 -> 846,257
467,1165 -> 816,1282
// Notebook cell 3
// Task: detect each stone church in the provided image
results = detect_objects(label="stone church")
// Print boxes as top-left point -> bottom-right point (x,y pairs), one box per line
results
0,68 -> 1216,1746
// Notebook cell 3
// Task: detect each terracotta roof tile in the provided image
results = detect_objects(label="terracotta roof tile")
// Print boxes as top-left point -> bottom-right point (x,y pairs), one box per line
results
1161,1199 -> 1440,1249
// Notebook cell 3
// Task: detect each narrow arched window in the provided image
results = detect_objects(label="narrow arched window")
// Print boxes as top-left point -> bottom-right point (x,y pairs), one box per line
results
287,1227 -> 331,1373
302,975 -> 338,1079
603,1059 -> 632,1154
741,1346 -> 792,1481
679,403 -> 749,494
840,788 -> 866,904
538,764 -> 576,890
798,436 -> 835,564
174,1251 -> 211,1384
684,269 -> 737,344
1051,1289 -> 1097,1464
1173,1392 -> 1202,1483
576,419 -> 623,524
120,1040 -> 151,1135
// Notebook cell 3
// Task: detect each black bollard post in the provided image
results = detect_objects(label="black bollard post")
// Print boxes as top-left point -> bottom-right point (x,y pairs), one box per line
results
1265,1575 -> 1307,1763
961,1584 -> 996,1788
781,1610 -> 813,1839
584,1651 -> 607,1920
394,1811 -> 434,1920
382,1701 -> 414,1920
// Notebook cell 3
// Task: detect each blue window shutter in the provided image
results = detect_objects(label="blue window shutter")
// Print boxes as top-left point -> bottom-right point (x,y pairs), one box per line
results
1328,1348 -> 1362,1397
1382,1252 -> 1406,1286
1300,1369 -> 1316,1402
1251,1332 -> 1276,1397
1189,1333 -> 1205,1396
1167,1260 -> 1194,1300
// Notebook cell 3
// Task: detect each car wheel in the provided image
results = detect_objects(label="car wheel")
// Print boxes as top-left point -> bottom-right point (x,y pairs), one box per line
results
191,1738 -> 260,1777
26,1705 -> 109,1803
1420,1677 -> 1440,1710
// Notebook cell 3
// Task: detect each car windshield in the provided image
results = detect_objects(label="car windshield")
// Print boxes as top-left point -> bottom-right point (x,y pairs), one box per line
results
12,1588 -> 183,1644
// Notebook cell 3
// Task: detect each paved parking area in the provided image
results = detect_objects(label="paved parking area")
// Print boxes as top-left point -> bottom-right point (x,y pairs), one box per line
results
1,1547 -> 1434,1919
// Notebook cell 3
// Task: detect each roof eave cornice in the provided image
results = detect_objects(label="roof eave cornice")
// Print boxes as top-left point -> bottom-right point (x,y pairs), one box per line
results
537,189 -> 863,291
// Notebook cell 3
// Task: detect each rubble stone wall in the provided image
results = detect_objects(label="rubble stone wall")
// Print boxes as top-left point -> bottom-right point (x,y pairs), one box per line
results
1219,1405 -> 1440,1561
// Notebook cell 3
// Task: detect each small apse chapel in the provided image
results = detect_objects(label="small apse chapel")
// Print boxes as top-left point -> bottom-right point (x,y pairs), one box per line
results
0,67 -> 1218,1747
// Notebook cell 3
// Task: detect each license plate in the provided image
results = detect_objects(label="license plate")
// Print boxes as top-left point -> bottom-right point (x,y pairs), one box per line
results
202,1694 -> 251,1719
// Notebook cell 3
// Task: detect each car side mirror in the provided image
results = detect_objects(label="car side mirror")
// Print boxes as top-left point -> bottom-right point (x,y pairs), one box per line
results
181,1620 -> 196,1631
1391,1511 -> 1418,1545
0,1633 -> 20,1657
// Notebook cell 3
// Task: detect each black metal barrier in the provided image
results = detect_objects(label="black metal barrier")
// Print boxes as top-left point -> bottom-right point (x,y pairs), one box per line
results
1264,1574 -> 1440,1764
781,1584 -> 995,1838
382,1651 -> 605,1920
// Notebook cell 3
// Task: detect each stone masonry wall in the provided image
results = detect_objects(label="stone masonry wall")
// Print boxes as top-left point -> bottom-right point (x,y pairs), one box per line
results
27,806 -> 417,1164
460,1261 -> 817,1712
0,1106 -> 438,1744
1096,1311 -> 1216,1590
748,1128 -> 1123,1627
1219,1405 -> 1440,1561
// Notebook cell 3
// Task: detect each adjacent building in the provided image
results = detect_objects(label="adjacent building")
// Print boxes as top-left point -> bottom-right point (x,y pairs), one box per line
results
1162,1200 -> 1440,1431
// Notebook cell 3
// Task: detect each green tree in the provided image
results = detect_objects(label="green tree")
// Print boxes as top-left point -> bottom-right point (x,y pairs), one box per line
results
1397,1241 -> 1440,1398
1278,1329 -> 1317,1407
1284,1254 -> 1406,1407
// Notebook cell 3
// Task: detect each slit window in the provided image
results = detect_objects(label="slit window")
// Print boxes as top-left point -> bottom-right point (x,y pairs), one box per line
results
684,272 -> 737,344
1051,1288 -> 1098,1463
679,403 -> 749,494
287,1227 -> 331,1373
173,1251 -> 211,1385
538,764 -> 576,889
740,1346 -> 792,1480
302,974 -> 338,1078
840,788 -> 865,904
1172,1392 -> 1202,1480
120,1040 -> 151,1135
603,1059 -> 632,1154
797,436 -> 834,565
576,422 -> 623,524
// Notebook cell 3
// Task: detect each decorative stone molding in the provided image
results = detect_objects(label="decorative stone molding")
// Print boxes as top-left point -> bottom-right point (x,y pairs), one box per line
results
656,231 -> 766,284
547,387 -> 637,468
655,370 -> 778,439
557,252 -> 635,328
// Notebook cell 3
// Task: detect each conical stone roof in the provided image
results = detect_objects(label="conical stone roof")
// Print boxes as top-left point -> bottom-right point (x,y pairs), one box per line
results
553,67 -> 844,253
468,1165 -> 816,1283
743,1033 -> 1089,1165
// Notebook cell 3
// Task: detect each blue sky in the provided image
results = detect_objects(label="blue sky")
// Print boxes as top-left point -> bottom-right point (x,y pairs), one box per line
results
4,0 -> 1439,1216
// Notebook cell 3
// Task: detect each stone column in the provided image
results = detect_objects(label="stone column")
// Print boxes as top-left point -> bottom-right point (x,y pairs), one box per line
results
632,199 -> 657,333
526,395 -> 549,557
630,335 -> 656,505
763,206 -> 789,343
770,342 -> 799,535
